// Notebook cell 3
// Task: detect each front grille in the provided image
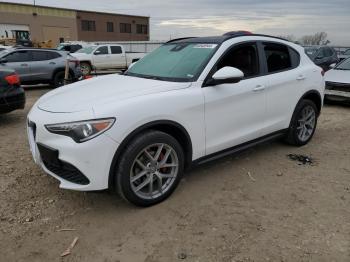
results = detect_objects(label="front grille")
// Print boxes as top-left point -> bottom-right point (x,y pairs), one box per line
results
326,82 -> 350,93
37,143 -> 90,185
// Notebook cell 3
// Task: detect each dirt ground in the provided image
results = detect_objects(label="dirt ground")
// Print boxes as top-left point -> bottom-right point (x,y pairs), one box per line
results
1,88 -> 349,262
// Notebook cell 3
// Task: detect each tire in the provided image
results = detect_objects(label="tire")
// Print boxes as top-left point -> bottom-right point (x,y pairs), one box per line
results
115,130 -> 185,207
52,71 -> 72,88
80,62 -> 91,76
285,99 -> 318,146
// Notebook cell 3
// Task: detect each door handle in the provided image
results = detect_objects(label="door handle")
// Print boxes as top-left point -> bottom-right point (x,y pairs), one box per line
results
21,64 -> 28,66
49,62 -> 56,65
253,85 -> 265,92
297,75 -> 306,81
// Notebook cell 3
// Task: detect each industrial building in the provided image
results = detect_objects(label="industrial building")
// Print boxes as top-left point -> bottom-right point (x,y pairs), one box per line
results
0,2 -> 150,46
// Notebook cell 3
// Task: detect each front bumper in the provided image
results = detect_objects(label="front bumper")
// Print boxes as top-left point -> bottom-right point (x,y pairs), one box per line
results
27,107 -> 120,191
0,87 -> 25,113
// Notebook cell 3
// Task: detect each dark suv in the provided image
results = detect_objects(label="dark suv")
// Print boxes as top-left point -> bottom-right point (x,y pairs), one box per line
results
0,48 -> 82,88
304,46 -> 339,71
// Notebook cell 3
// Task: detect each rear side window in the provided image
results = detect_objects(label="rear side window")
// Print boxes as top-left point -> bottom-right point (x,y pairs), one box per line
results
47,51 -> 61,59
263,43 -> 292,73
111,46 -> 122,54
31,51 -> 61,61
5,51 -> 31,62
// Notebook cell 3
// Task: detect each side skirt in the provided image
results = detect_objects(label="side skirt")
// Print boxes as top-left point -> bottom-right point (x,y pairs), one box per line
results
192,129 -> 288,166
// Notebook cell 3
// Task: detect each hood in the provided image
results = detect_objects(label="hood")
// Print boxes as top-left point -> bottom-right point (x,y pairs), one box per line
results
325,69 -> 350,85
37,74 -> 191,113
70,53 -> 91,60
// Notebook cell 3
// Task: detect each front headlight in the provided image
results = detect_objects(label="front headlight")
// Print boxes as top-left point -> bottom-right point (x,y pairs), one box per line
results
45,118 -> 115,143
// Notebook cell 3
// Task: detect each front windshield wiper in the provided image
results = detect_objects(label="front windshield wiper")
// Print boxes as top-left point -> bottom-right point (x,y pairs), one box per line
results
125,72 -> 163,81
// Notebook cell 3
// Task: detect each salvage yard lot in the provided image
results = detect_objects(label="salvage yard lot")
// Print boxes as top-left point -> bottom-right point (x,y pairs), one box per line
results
1,88 -> 350,262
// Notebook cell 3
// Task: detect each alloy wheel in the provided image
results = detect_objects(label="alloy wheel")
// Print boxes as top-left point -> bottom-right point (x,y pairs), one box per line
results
297,105 -> 316,142
130,143 -> 179,200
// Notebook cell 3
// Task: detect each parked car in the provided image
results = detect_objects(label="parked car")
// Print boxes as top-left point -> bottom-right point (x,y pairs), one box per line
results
338,48 -> 350,61
0,48 -> 82,88
71,44 -> 146,75
0,68 -> 25,114
27,32 -> 324,206
324,57 -> 350,102
304,46 -> 339,71
57,42 -> 88,53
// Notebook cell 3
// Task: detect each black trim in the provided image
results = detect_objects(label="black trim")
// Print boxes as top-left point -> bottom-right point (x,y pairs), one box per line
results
193,130 -> 287,166
37,143 -> 90,185
108,120 -> 193,188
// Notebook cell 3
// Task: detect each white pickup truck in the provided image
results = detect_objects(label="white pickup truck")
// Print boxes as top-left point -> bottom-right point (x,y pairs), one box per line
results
71,44 -> 146,75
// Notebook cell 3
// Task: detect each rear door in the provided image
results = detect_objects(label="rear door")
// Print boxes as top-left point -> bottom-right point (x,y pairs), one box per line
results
29,51 -> 62,81
2,50 -> 31,81
92,46 -> 110,69
110,45 -> 126,68
260,42 -> 304,135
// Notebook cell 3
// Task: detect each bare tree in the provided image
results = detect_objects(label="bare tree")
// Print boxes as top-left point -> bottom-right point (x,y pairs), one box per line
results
299,32 -> 330,46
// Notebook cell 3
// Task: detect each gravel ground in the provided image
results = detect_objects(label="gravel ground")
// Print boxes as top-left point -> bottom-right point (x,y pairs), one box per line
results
1,88 -> 349,262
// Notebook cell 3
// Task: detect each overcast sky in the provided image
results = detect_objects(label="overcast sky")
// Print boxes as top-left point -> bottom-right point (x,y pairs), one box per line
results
3,0 -> 350,45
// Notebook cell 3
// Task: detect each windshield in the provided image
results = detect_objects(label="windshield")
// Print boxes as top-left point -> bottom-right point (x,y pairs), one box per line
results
335,58 -> 350,70
344,49 -> 350,55
304,47 -> 318,58
75,46 -> 97,54
126,43 -> 218,82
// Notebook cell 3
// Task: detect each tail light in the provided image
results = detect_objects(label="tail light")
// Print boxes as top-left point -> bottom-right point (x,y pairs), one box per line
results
5,73 -> 20,86
69,59 -> 80,68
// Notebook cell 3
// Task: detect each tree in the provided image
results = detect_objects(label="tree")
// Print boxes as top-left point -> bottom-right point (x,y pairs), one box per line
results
299,32 -> 330,46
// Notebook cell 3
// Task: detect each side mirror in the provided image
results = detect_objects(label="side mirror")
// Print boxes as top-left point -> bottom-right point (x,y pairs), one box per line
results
329,63 -> 336,69
0,58 -> 8,64
94,50 -> 101,55
207,67 -> 244,86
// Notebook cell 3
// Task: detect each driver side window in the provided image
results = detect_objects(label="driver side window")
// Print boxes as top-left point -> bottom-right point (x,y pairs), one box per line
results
216,43 -> 259,78
95,46 -> 108,55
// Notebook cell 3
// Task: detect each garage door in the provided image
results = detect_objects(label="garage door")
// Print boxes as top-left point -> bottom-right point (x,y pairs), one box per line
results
42,26 -> 70,46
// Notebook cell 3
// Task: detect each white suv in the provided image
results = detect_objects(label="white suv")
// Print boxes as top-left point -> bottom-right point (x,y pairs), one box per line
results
27,32 -> 325,206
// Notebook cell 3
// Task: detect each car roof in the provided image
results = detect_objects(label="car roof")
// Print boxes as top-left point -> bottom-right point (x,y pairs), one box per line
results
167,31 -> 290,44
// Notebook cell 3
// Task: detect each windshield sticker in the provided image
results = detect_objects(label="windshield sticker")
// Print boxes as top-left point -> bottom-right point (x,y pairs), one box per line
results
193,44 -> 218,49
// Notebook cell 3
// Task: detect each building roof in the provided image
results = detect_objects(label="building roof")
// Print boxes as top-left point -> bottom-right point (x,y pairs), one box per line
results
0,1 -> 149,18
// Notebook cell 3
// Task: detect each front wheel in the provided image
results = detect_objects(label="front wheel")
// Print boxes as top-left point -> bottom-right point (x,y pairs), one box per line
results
285,99 -> 318,146
115,130 -> 184,207
80,62 -> 92,76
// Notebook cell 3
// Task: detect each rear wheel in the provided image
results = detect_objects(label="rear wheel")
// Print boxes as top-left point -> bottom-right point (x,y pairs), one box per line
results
80,62 -> 91,76
285,99 -> 318,146
115,130 -> 184,207
52,71 -> 72,88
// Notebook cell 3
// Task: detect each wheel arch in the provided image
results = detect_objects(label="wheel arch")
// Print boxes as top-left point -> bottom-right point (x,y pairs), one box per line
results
51,67 -> 75,81
299,90 -> 323,115
108,120 -> 193,189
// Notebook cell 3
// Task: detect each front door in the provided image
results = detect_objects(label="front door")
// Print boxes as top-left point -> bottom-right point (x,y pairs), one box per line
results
203,42 -> 267,155
92,46 -> 110,69
2,50 -> 31,82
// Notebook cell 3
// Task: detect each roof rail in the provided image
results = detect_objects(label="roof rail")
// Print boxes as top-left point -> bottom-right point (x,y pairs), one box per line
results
166,37 -> 197,43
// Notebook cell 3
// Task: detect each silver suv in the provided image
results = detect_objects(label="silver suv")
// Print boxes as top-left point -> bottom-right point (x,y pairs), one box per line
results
0,48 -> 82,88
